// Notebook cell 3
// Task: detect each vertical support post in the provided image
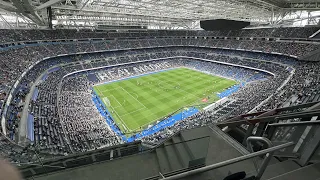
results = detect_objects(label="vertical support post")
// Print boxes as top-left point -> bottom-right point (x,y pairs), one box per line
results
242,124 -> 254,146
255,122 -> 267,137
16,15 -> 18,28
246,136 -> 273,174
256,152 -> 274,180
271,7 -> 274,25
266,126 -> 276,140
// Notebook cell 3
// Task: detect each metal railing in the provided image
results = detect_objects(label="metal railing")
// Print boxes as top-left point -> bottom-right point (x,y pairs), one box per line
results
246,137 -> 273,180
268,120 -> 320,127
19,140 -> 143,178
217,103 -> 320,162
160,141 -> 295,180
266,119 -> 320,165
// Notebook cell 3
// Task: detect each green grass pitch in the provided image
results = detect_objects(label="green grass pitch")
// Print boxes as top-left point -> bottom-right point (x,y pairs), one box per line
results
93,68 -> 236,133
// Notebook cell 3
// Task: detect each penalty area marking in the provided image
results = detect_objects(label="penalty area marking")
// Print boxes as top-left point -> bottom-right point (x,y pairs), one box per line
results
96,87 -> 131,132
107,102 -> 130,132
107,95 -> 123,109
98,86 -> 150,132
102,97 -> 111,107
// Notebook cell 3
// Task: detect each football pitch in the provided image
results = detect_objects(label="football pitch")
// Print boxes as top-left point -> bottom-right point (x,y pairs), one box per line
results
93,68 -> 236,133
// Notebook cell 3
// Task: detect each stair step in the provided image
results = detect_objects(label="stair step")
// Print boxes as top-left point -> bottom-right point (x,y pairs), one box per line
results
171,135 -> 183,144
179,132 -> 196,160
259,160 -> 300,180
163,140 -> 172,146
171,135 -> 191,167
156,148 -> 171,173
209,125 -> 249,155
266,162 -> 320,180
164,140 -> 184,171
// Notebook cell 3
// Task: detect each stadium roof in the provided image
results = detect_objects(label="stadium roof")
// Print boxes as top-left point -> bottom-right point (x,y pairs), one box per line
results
0,0 -> 320,29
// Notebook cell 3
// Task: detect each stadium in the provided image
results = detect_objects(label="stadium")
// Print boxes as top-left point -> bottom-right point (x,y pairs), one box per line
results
0,0 -> 320,180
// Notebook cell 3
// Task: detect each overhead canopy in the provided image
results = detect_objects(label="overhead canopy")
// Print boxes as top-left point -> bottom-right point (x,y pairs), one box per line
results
0,0 -> 320,29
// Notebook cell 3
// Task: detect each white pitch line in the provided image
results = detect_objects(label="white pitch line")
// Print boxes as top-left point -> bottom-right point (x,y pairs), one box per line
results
151,75 -> 201,100
131,113 -> 165,131
99,87 -> 122,93
99,85 -> 152,132
120,106 -> 146,116
120,86 -> 147,108
102,97 -> 109,106
132,93 -> 139,99
96,87 -> 131,132
112,105 -> 122,109
99,89 -> 123,108
110,95 -> 123,108
109,105 -> 130,131
131,109 -> 179,131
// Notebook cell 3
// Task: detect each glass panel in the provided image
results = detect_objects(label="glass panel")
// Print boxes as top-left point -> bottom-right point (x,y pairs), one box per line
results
270,124 -> 320,156
310,143 -> 320,162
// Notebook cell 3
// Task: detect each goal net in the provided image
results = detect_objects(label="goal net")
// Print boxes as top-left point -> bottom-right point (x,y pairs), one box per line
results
102,97 -> 111,107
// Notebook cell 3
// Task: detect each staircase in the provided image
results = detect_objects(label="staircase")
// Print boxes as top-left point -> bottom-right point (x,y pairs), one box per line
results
155,129 -> 207,174
151,117 -> 320,180
266,162 -> 320,180
246,160 -> 300,180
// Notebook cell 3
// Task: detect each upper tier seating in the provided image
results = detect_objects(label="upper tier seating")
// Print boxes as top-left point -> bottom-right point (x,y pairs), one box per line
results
0,26 -> 318,44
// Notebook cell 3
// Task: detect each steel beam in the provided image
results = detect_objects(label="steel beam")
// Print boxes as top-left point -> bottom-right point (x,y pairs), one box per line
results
50,0 -> 272,23
35,0 -> 65,10
0,0 -> 18,12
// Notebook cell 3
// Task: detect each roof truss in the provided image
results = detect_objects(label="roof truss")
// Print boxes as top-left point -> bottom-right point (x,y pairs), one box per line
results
2,0 -> 320,29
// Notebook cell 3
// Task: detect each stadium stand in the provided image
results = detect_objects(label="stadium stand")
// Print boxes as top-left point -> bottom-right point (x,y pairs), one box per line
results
0,27 -> 320,180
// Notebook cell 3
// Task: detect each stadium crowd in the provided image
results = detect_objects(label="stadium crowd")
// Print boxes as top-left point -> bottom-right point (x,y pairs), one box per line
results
0,26 -> 318,44
23,54 -> 291,150
1,28 -> 320,163
0,36 -> 315,111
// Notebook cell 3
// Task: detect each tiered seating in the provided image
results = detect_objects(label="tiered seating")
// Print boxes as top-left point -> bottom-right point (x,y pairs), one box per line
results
1,28 -> 320,163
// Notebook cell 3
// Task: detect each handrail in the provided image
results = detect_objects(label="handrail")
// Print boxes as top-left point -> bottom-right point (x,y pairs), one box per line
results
268,120 -> 320,127
224,101 -> 320,122
246,136 -> 273,149
160,141 -> 295,180
12,162 -> 65,169
217,108 -> 320,127
246,137 -> 274,179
